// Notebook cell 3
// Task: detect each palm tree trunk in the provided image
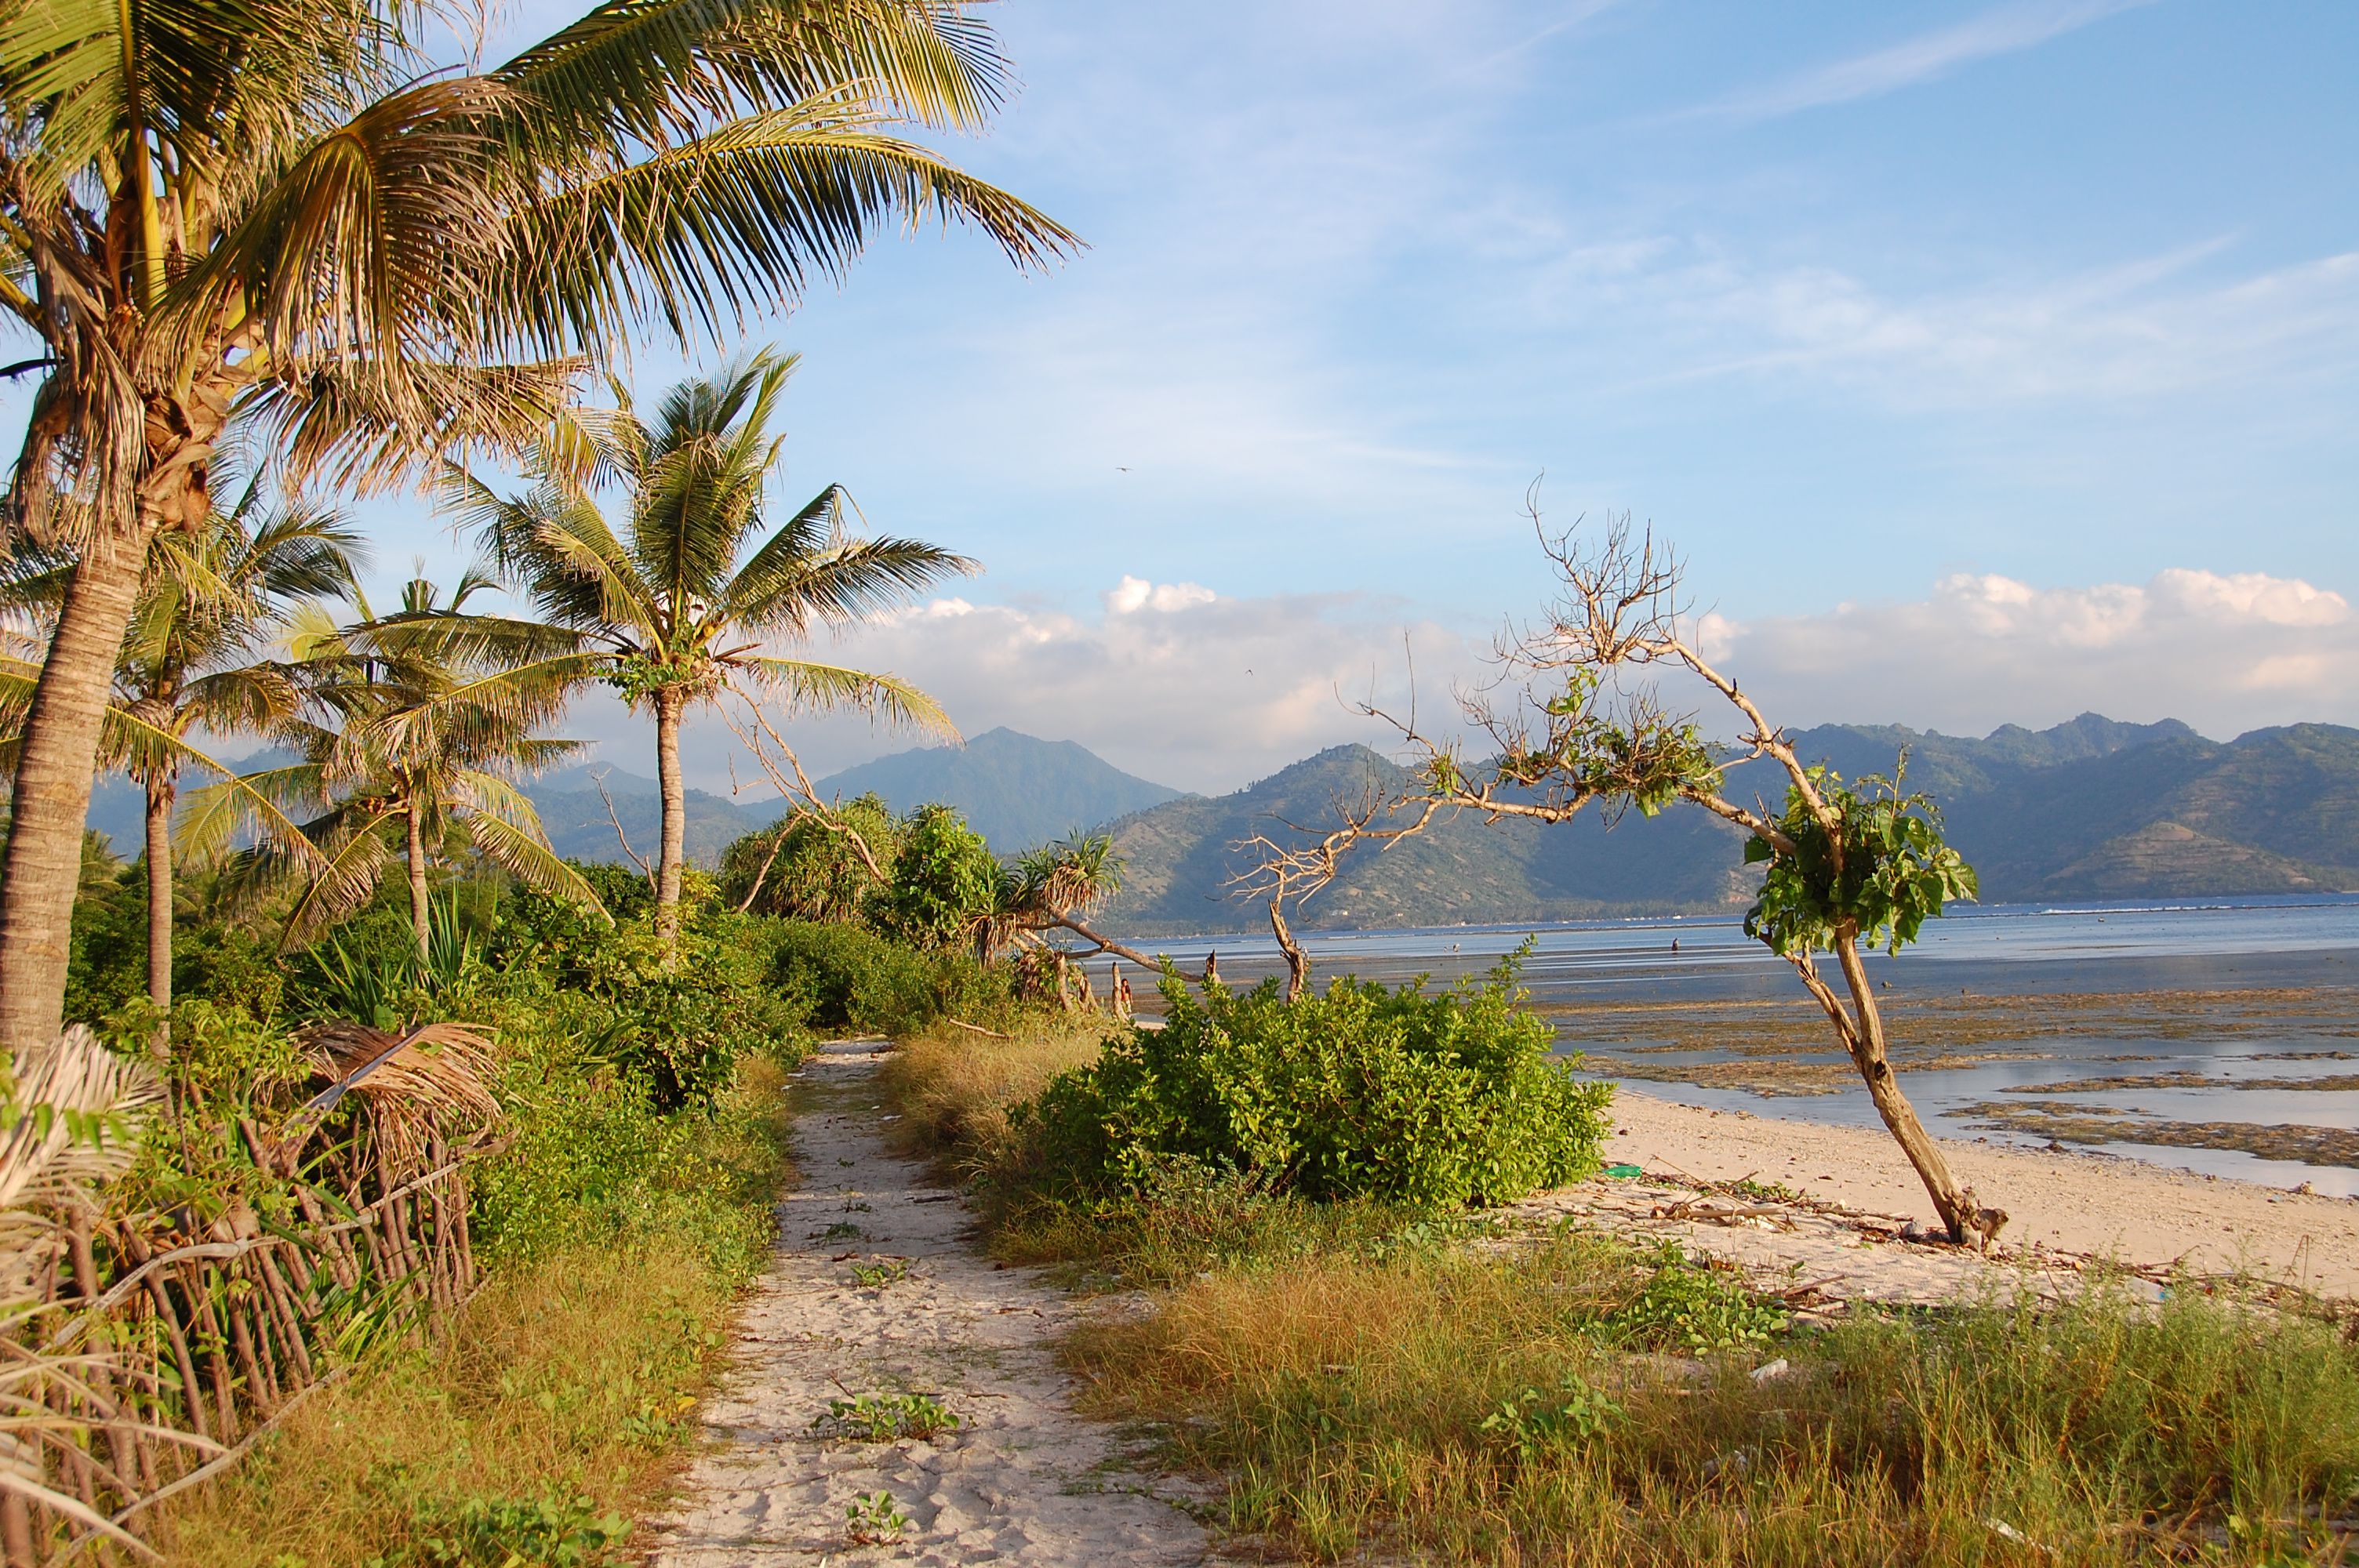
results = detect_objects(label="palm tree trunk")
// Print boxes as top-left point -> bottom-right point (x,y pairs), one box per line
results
653,689 -> 687,949
0,536 -> 150,1051
145,774 -> 174,1015
406,804 -> 431,964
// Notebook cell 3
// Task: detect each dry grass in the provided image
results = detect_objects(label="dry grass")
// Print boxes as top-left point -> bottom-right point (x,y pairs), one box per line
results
1070,1236 -> 2359,1566
878,1014 -> 1107,1178
154,1055 -> 798,1567
155,1239 -> 740,1566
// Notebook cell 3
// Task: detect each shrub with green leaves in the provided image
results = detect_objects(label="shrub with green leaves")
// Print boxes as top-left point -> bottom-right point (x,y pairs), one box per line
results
1015,959 -> 1611,1209
766,919 -> 1012,1036
864,803 -> 998,949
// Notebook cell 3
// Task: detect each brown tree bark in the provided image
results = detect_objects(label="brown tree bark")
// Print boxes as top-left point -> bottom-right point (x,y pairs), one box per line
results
145,772 -> 175,1014
1269,899 -> 1311,1002
0,535 -> 151,1051
406,803 -> 431,964
1826,924 -> 1979,1243
653,688 -> 687,949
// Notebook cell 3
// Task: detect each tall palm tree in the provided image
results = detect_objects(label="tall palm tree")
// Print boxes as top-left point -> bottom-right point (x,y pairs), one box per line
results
0,490 -> 360,1011
451,352 -> 972,946
188,572 -> 602,960
0,0 -> 1076,1052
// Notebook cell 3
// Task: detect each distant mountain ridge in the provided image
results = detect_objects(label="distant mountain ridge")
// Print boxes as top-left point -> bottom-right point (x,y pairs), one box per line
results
812,727 -> 1184,851
1093,715 -> 2359,937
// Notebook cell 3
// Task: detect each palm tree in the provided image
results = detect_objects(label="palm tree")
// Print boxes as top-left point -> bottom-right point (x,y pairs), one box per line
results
453,352 -> 973,946
0,492 -> 361,1012
0,0 -> 1076,1051
188,572 -> 602,961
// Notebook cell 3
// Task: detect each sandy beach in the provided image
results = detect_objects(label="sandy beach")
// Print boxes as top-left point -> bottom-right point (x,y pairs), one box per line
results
1602,1088 -> 2359,1298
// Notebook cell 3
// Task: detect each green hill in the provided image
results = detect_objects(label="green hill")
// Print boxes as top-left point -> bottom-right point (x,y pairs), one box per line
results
1096,716 -> 2359,937
812,728 -> 1183,851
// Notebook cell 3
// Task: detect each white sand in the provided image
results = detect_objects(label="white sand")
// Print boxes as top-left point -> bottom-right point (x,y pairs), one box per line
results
650,1040 -> 1237,1566
1590,1090 -> 2359,1300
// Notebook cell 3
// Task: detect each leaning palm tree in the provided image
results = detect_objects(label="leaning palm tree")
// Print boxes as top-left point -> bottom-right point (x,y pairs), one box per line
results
0,0 -> 1076,1052
189,574 -> 603,960
0,494 -> 359,1015
3,491 -> 362,1011
450,352 -> 973,946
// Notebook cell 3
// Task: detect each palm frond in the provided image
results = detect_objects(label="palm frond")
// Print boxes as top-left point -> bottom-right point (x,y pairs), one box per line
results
725,524 -> 975,634
736,655 -> 956,737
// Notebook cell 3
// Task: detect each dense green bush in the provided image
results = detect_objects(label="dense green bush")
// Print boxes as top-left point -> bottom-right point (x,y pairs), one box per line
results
719,792 -> 899,921
766,918 -> 1013,1036
1016,962 -> 1612,1208
863,803 -> 998,949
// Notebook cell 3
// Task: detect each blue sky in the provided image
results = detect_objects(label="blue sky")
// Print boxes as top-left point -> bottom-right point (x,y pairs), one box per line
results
12,1 -> 2357,793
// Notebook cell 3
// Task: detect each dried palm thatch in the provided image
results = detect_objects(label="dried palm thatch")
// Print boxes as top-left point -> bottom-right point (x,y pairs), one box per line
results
0,1029 -> 182,1561
0,1029 -> 165,1303
288,1020 -> 499,1171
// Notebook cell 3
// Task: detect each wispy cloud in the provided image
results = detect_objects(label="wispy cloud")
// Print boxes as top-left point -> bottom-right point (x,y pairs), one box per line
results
1684,0 -> 2159,123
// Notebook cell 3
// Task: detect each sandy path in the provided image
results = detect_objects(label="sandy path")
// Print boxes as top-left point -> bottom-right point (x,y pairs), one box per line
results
1588,1090 -> 2359,1299
650,1040 -> 1233,1566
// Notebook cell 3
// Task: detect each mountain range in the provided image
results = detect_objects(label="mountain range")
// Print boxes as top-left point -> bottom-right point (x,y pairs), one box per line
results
1090,715 -> 2359,936
78,717 -> 2359,928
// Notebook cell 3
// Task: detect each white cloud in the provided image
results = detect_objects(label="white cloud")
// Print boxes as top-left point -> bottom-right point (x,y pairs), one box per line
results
580,579 -> 1483,798
1687,0 -> 2157,123
1712,567 -> 2359,739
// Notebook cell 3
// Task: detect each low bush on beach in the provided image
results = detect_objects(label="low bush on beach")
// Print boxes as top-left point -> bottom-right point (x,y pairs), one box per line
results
1013,964 -> 1612,1209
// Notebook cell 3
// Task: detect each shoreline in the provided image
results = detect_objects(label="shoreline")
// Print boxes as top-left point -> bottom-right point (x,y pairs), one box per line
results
1604,1088 -> 2359,1298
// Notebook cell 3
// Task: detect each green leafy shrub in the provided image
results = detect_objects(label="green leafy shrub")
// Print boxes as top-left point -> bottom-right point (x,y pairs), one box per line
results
719,793 -> 900,920
1608,1242 -> 1789,1350
369,1490 -> 627,1567
766,919 -> 1012,1036
1015,960 -> 1611,1208
863,803 -> 998,949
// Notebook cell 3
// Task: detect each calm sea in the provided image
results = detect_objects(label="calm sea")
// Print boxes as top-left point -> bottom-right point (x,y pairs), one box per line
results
1133,897 -> 2359,1194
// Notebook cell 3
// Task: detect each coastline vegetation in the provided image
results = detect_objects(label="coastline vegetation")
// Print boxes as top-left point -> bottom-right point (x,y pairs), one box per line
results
885,1004 -> 2359,1566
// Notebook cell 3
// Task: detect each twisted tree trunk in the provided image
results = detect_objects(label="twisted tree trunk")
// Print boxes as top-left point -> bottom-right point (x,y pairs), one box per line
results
653,688 -> 687,950
1826,923 -> 1986,1243
0,535 -> 151,1051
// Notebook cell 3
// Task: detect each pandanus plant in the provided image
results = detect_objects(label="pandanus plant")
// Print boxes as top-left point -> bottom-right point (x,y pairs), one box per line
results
0,0 -> 1074,1050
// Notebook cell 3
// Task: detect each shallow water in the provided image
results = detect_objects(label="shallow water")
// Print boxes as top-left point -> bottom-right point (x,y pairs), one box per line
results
1130,896 -> 2359,1194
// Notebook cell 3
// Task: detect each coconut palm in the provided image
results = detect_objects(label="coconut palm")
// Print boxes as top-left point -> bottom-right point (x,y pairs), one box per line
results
0,494 -> 360,1012
449,352 -> 972,946
0,0 -> 1076,1051
188,572 -> 602,960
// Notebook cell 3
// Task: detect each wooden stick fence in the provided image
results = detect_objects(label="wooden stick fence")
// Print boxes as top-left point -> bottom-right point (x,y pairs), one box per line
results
1,1026 -> 500,1566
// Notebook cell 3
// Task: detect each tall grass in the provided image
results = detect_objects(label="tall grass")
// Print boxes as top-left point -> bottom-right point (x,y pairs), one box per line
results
1072,1233 -> 2359,1566
878,1014 -> 1107,1178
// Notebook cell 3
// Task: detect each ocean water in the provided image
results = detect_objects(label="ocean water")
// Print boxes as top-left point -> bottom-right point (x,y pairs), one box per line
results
1129,897 -> 2359,1194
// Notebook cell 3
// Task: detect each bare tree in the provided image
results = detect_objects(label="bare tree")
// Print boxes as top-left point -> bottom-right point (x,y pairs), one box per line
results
1277,499 -> 2002,1246
1227,791 -> 1443,1000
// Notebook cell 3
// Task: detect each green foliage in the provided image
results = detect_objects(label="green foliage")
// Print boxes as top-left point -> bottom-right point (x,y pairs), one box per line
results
1480,1373 -> 1622,1461
375,1491 -> 627,1567
844,1490 -> 911,1545
765,919 -> 1012,1036
848,1259 -> 909,1287
816,1392 -> 961,1442
866,803 -> 998,949
1606,1243 -> 1789,1351
718,793 -> 899,921
1016,955 -> 1611,1209
1744,764 -> 1978,957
